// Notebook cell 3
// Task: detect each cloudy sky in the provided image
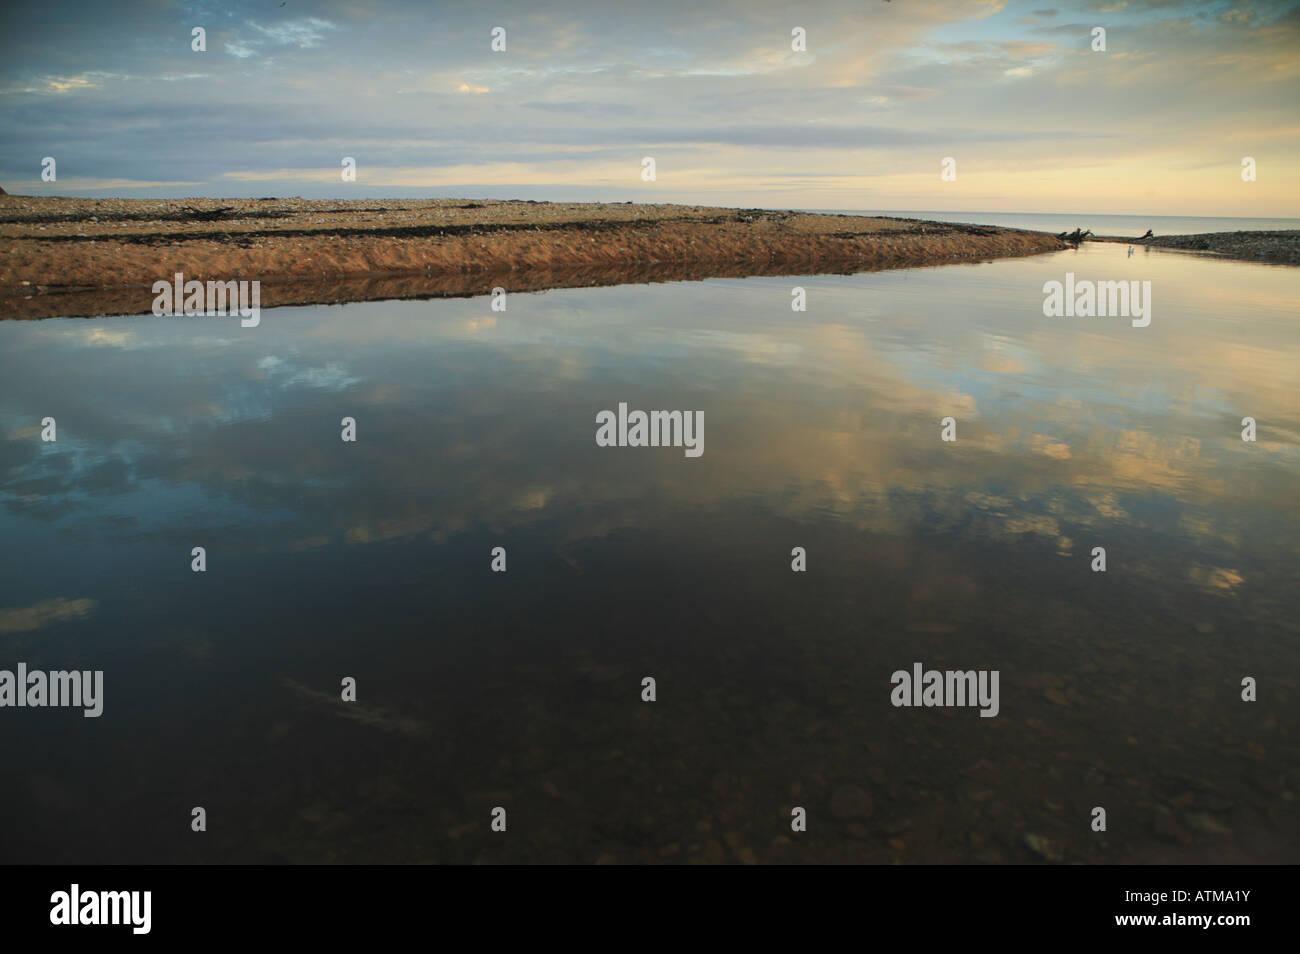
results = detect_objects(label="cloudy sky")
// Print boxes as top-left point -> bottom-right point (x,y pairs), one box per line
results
1,0 -> 1297,214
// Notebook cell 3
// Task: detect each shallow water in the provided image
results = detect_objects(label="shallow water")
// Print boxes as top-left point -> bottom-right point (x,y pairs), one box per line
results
1,242 -> 1297,863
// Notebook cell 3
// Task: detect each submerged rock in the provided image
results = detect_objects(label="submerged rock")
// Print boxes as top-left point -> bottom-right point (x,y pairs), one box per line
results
1024,833 -> 1064,862
1183,812 -> 1232,836
829,784 -> 874,820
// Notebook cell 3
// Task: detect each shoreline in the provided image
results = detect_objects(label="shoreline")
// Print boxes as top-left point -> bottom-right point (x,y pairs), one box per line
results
1092,231 -> 1300,265
1,196 -> 1064,320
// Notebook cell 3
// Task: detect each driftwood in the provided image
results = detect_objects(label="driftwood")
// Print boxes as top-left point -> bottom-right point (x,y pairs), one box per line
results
1056,228 -> 1094,244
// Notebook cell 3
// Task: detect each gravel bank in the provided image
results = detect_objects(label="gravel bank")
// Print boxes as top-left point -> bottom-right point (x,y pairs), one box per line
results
1,196 -> 1066,319
1093,230 -> 1300,265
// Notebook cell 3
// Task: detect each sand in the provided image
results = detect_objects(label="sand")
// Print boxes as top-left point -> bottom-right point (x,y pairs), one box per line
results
0,196 -> 1066,319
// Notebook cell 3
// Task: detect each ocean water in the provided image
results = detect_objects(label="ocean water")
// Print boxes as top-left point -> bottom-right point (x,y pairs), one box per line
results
0,242 -> 1297,863
822,210 -> 1300,237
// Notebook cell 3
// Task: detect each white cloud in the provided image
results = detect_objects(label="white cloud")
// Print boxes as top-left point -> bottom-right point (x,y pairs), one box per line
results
248,18 -> 340,50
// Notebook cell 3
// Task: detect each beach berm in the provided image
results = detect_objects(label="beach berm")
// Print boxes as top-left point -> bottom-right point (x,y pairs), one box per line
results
0,195 -> 1067,319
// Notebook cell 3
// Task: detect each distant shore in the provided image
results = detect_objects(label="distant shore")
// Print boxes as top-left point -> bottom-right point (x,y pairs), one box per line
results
0,196 -> 1065,319
1092,231 -> 1300,265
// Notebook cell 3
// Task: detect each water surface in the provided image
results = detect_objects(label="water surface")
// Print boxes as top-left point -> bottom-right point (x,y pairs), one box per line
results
1,242 -> 1296,863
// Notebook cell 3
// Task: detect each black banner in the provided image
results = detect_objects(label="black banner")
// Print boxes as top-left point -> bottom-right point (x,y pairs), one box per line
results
3,864 -> 1280,941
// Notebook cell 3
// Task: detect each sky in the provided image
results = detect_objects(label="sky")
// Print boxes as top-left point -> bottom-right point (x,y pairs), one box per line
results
1,0 -> 1297,215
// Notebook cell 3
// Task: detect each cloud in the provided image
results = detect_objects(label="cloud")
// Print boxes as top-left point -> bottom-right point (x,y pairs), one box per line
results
0,0 -> 1295,212
221,16 -> 340,59
0,597 -> 98,634
3,71 -> 123,94
248,18 -> 340,49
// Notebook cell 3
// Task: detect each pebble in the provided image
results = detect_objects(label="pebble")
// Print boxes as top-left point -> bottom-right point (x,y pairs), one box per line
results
1024,833 -> 1064,862
829,784 -> 874,820
1183,812 -> 1232,836
1151,807 -> 1187,843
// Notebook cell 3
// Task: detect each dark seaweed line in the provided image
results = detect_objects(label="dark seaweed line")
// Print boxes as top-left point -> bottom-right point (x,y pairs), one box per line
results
2,217 -> 962,246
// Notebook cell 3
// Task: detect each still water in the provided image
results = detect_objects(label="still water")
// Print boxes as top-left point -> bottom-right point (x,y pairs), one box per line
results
1,242 -> 1297,863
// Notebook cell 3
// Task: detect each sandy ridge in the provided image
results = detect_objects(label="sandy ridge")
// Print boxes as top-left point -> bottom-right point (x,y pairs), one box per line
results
1,196 -> 1067,319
